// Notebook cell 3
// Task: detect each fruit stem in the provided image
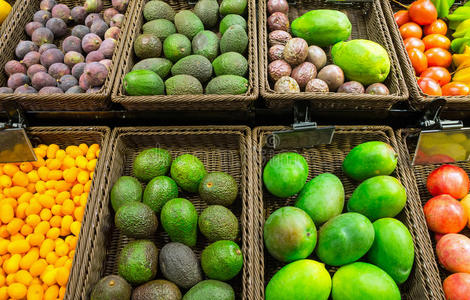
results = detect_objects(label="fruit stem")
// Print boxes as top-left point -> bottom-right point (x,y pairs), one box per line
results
391,0 -> 410,9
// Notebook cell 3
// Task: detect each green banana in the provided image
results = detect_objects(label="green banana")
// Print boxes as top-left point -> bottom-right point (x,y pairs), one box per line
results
432,0 -> 455,18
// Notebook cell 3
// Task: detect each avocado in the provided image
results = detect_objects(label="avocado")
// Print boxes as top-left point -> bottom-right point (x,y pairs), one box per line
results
192,31 -> 219,61
174,10 -> 204,40
142,19 -> 176,41
199,205 -> 239,242
90,275 -> 131,300
159,242 -> 203,289
133,148 -> 172,182
171,55 -> 213,83
201,240 -> 243,281
206,75 -> 248,95
220,25 -> 248,54
134,34 -> 162,59
219,0 -> 247,15
110,176 -> 142,212
143,1 -> 176,21
118,240 -> 158,285
199,172 -> 238,206
161,198 -> 198,247
194,0 -> 219,28
219,14 -> 247,35
183,280 -> 235,300
132,280 -> 182,300
212,52 -> 248,77
115,202 -> 158,238
163,33 -> 191,63
170,154 -> 206,193
143,176 -> 178,214
165,75 -> 203,95
124,70 -> 165,96
132,58 -> 173,79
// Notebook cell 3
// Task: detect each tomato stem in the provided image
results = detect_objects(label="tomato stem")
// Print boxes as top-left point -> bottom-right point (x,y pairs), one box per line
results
391,0 -> 410,9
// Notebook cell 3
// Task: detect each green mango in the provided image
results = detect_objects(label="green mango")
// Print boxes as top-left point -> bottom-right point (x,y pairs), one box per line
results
266,259 -> 331,300
295,173 -> 344,225
316,212 -> 375,266
347,176 -> 407,221
342,141 -> 398,181
263,207 -> 317,263
367,218 -> 414,285
291,10 -> 351,47
332,262 -> 401,300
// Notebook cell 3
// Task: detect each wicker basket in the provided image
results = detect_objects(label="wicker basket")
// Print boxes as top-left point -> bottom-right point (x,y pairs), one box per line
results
251,125 -> 443,300
0,0 -> 18,44
395,128 -> 470,299
0,0 -> 135,111
259,0 -> 408,110
111,0 -> 258,111
23,126 -> 111,300
71,126 -> 256,299
383,1 -> 469,110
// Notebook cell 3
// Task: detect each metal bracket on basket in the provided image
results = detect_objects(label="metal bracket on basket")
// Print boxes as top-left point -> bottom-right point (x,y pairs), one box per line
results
266,101 -> 335,149
412,98 -> 469,165
0,101 -> 36,163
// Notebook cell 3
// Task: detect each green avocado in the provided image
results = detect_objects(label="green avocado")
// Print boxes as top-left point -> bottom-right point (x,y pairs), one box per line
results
347,176 -> 407,221
219,0 -> 247,15
124,70 -> 164,96
90,275 -> 132,300
132,58 -> 173,79
143,176 -> 178,214
220,25 -> 248,54
206,75 -> 248,95
367,218 -> 414,285
134,34 -> 162,59
160,198 -> 198,247
194,0 -> 219,28
143,1 -> 176,21
201,240 -> 243,281
199,172 -> 238,206
142,19 -> 176,41
171,55 -> 213,83
343,141 -> 398,181
219,14 -> 247,35
118,240 -> 158,285
174,10 -> 204,40
183,280 -> 235,300
115,202 -> 158,238
212,52 -> 248,77
170,154 -> 206,193
291,9 -> 352,47
199,205 -> 239,242
192,30 -> 219,61
132,280 -> 181,300
165,75 -> 203,95
110,176 -> 142,212
163,33 -> 192,63
133,148 -> 172,182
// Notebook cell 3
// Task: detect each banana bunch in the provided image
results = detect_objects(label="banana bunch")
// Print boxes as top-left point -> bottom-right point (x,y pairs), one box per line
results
432,0 -> 456,18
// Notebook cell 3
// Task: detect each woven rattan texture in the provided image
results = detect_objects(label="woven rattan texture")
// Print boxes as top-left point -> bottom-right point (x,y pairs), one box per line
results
25,127 -> 111,300
383,1 -> 469,110
396,128 -> 470,299
251,126 -> 440,300
111,0 -> 258,111
0,0 -> 17,44
0,0 -> 134,111
259,0 -> 408,110
73,126 -> 256,300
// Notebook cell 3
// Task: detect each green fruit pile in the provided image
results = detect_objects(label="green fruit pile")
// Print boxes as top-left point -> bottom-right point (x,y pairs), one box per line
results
262,141 -> 414,300
123,0 -> 250,96
91,147 -> 242,300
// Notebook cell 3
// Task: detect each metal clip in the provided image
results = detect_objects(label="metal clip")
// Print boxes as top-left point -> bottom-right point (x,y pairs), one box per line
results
419,98 -> 463,130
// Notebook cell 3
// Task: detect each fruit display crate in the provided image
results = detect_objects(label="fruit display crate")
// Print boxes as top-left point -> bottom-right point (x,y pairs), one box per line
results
259,0 -> 409,110
383,1 -> 470,111
0,0 -> 135,111
111,0 -> 258,111
71,126 -> 257,299
396,128 -> 470,299
20,126 -> 111,300
251,126 -> 442,300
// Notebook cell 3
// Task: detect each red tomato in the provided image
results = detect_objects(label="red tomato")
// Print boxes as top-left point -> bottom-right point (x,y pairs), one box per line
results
422,34 -> 451,50
443,273 -> 470,300
408,48 -> 428,74
425,48 -> 452,68
442,82 -> 470,96
404,37 -> 425,52
400,22 -> 423,39
420,67 -> 451,86
436,234 -> 470,273
427,164 -> 470,199
418,77 -> 442,95
409,0 -> 438,25
394,10 -> 410,27
424,19 -> 448,35
423,194 -> 467,233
